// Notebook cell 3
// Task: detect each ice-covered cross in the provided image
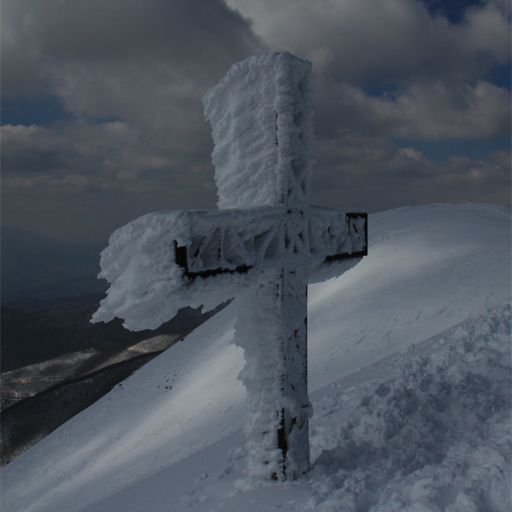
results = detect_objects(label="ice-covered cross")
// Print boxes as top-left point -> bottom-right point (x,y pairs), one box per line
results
92,52 -> 367,481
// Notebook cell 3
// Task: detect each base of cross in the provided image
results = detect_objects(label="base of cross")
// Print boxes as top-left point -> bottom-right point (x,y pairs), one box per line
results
235,265 -> 312,481
272,405 -> 310,480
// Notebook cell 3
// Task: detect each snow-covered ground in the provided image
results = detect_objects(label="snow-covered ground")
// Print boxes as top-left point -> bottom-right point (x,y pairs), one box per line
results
2,203 -> 510,512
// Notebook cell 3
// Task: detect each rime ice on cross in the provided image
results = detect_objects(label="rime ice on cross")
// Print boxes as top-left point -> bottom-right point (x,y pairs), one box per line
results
92,52 -> 367,481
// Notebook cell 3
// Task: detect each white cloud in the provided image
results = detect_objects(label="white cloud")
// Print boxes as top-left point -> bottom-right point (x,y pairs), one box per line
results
323,79 -> 511,139
227,0 -> 510,83
398,147 -> 424,161
463,0 -> 511,61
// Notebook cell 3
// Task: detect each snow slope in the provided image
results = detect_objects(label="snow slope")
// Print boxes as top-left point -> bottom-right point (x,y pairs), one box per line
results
2,203 -> 510,512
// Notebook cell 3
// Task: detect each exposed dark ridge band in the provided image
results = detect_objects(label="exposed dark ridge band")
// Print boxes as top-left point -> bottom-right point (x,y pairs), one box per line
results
324,249 -> 367,262
175,243 -> 188,270
183,265 -> 252,280
346,212 -> 368,252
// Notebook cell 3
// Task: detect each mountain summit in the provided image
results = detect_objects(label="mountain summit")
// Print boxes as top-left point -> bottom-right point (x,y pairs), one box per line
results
2,203 -> 510,512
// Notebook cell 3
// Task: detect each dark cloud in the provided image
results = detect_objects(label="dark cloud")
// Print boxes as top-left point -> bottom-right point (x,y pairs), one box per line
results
2,0 -> 263,97
227,0 -> 510,212
228,0 -> 510,84
1,0 -> 510,244
2,126 -> 68,173
2,0 -> 265,241
313,79 -> 510,141
312,137 -> 511,212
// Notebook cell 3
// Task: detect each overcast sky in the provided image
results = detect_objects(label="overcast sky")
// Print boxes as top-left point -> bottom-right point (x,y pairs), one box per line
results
2,0 -> 510,243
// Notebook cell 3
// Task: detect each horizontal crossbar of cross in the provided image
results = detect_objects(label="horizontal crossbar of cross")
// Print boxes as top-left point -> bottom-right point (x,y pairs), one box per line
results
173,207 -> 367,281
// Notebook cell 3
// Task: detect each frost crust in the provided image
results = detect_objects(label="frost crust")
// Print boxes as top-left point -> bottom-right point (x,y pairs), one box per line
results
91,51 -> 367,481
203,52 -> 314,209
92,206 -> 365,331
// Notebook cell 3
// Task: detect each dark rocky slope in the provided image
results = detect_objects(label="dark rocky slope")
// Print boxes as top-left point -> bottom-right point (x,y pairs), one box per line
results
1,299 -> 229,466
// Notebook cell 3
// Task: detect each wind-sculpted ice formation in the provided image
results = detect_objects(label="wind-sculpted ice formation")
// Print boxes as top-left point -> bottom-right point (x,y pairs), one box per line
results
93,52 -> 368,481
203,52 -> 315,209
92,206 -> 366,331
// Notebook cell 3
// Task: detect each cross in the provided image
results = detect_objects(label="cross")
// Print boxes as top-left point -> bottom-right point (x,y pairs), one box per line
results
92,52 -> 367,481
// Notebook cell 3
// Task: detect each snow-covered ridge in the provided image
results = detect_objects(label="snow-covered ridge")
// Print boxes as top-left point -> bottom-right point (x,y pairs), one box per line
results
302,300 -> 511,511
3,203 -> 510,512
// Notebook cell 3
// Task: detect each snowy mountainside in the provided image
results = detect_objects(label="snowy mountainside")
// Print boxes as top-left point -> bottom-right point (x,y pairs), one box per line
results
2,203 -> 510,512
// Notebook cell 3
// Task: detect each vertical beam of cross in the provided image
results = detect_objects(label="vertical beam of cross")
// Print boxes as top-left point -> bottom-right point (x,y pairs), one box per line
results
203,52 -> 316,479
235,264 -> 310,480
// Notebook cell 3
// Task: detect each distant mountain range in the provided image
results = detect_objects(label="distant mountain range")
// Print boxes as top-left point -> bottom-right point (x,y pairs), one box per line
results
1,225 -> 108,302
1,298 -> 224,373
1,296 -> 229,466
